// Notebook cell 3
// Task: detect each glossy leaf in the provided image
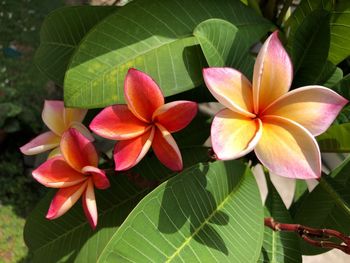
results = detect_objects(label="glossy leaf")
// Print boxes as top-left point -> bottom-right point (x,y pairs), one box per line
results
193,19 -> 255,77
293,155 -> 350,255
332,73 -> 350,100
24,147 -> 210,263
258,179 -> 301,263
317,123 -> 350,152
63,0 -> 272,108
34,6 -> 116,85
98,161 -> 264,262
290,9 -> 331,87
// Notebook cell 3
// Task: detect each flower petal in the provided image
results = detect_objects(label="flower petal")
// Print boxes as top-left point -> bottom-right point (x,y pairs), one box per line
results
211,109 -> 262,160
152,124 -> 182,171
20,131 -> 60,155
64,107 -> 87,126
203,67 -> 255,118
33,156 -> 86,188
60,128 -> 98,171
255,115 -> 321,179
70,122 -> 95,142
262,86 -> 348,136
114,127 -> 155,171
124,68 -> 164,122
82,166 -> 110,189
46,181 -> 87,219
48,147 -> 62,159
82,179 -> 98,229
90,105 -> 150,140
42,100 -> 66,135
152,101 -> 198,133
253,31 -> 293,113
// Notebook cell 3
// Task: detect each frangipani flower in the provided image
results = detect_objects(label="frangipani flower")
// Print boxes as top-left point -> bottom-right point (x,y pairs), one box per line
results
33,128 -> 110,229
203,32 -> 348,179
20,100 -> 93,157
90,68 -> 198,171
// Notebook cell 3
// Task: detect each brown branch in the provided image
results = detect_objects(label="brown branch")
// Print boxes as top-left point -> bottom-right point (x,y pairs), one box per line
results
264,217 -> 350,254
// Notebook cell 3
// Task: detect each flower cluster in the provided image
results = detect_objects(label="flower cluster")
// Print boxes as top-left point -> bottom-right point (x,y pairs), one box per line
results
21,31 -> 347,228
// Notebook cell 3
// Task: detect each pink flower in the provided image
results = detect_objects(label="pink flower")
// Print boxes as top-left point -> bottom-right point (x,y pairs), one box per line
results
20,100 -> 92,157
90,68 -> 198,171
203,32 -> 348,179
32,128 -> 110,229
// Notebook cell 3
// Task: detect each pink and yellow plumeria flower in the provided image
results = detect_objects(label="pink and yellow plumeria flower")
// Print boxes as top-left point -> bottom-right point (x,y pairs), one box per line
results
20,100 -> 93,157
33,128 -> 110,229
90,68 -> 198,172
203,32 -> 348,179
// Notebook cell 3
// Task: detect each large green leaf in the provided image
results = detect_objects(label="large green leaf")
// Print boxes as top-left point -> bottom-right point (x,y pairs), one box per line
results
293,156 -> 350,255
332,73 -> 350,100
258,180 -> 301,263
193,18 -> 255,77
317,123 -> 350,152
24,147 -> 210,263
286,0 -> 350,65
34,6 -> 116,85
290,9 -> 331,87
63,0 -> 272,108
97,161 -> 264,262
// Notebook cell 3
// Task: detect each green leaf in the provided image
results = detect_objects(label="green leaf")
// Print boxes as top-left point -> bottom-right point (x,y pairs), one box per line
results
34,6 -> 117,85
193,18 -> 255,77
323,66 -> 343,88
290,9 -> 331,87
329,1 -> 350,64
63,0 -> 272,108
24,147 -> 210,263
317,123 -> 350,152
293,156 -> 350,255
258,180 -> 301,263
98,161 -> 264,262
332,73 -> 350,100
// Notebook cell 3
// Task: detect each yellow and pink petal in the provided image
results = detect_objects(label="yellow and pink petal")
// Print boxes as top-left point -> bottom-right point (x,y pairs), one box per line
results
64,107 -> 88,127
42,100 -> 66,136
152,101 -> 198,133
262,86 -> 348,136
152,124 -> 183,171
124,68 -> 164,123
46,181 -> 88,220
252,31 -> 293,113
90,105 -> 150,140
203,67 -> 255,118
82,179 -> 98,229
60,128 -> 98,172
114,127 -> 155,171
211,109 -> 262,160
20,131 -> 60,155
33,156 -> 86,188
255,115 -> 321,179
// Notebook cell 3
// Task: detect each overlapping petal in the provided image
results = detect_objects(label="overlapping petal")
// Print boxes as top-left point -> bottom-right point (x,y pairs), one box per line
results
255,116 -> 321,179
152,124 -> 183,171
42,100 -> 66,135
114,127 -> 155,171
81,166 -> 110,189
60,128 -> 98,171
33,156 -> 86,188
203,67 -> 255,118
82,179 -> 98,229
70,122 -> 95,142
262,86 -> 349,136
46,181 -> 88,219
90,105 -> 149,140
152,101 -> 198,133
252,32 -> 293,113
64,107 -> 87,127
124,68 -> 164,122
20,131 -> 60,155
211,109 -> 262,160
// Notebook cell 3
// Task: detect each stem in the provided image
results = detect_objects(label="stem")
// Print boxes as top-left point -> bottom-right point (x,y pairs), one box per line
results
277,0 -> 293,26
264,217 -> 350,254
